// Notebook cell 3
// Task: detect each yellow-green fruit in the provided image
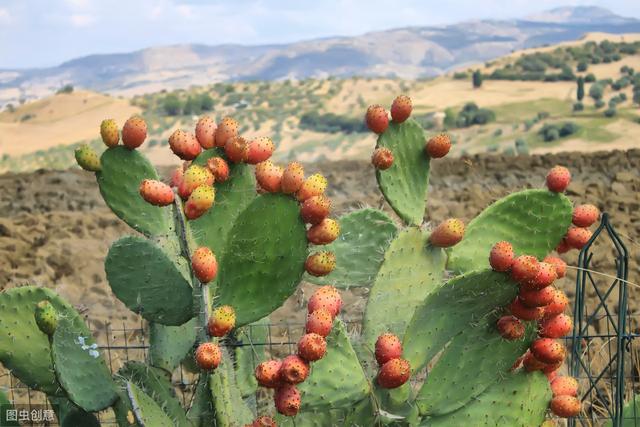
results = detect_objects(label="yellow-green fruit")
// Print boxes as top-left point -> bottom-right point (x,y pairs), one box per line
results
100,119 -> 120,147
74,144 -> 101,172
34,300 -> 58,335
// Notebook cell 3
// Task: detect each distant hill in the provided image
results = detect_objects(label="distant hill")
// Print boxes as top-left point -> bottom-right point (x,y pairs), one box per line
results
1,6 -> 639,106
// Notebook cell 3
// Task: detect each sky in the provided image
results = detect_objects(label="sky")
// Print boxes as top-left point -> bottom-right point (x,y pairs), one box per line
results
1,0 -> 639,69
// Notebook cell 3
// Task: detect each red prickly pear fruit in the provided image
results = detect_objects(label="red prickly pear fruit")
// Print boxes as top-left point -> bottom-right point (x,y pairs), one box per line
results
274,384 -> 301,417
390,95 -> 412,123
307,218 -> 340,245
520,262 -> 557,291
519,286 -> 556,307
572,204 -> 600,227
296,173 -> 328,202
195,116 -> 217,149
539,313 -> 573,338
301,195 -> 331,224
546,370 -> 558,383
206,157 -> 230,183
496,315 -> 525,340
365,105 -> 389,134
297,333 -> 327,362
371,147 -> 394,170
425,133 -> 451,159
546,166 -> 571,193
139,179 -> 174,206
377,358 -> 411,389
429,218 -> 464,248
523,351 -> 547,372
281,162 -> 305,194
509,297 -> 545,321
543,256 -> 567,278
305,308 -> 334,337
215,117 -> 239,147
279,355 -> 309,384
121,116 -> 147,149
531,338 -> 566,364
542,360 -> 563,375
565,226 -> 592,250
375,333 -> 403,366
307,285 -> 342,318
169,129 -> 202,160
556,239 -> 571,254
510,255 -> 540,285
178,165 -> 214,199
208,305 -> 236,337
545,289 -> 569,316
255,160 -> 284,193
551,376 -> 579,397
550,395 -> 581,418
489,241 -> 515,272
246,136 -> 275,164
305,251 -> 336,277
195,342 -> 221,371
224,136 -> 248,163
252,416 -> 277,427
170,166 -> 184,188
100,118 -> 120,147
185,185 -> 215,219
191,247 -> 218,283
255,359 -> 282,388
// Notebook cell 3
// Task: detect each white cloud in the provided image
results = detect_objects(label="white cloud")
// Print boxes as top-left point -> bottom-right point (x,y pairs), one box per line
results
64,0 -> 91,8
69,13 -> 95,27
176,4 -> 194,19
0,8 -> 11,23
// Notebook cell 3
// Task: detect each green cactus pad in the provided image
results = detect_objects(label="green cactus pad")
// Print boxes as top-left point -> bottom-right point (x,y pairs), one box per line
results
49,396 -> 100,427
97,146 -> 171,237
126,382 -> 174,427
187,374 -> 214,426
112,387 -> 141,427
610,393 -> 640,426
373,385 -> 421,426
448,189 -> 573,273
208,348 -> 254,426
305,208 -> 398,289
105,235 -> 194,326
416,319 -> 537,416
1,390 -> 18,426
363,228 -> 446,347
426,371 -> 551,427
0,286 -> 86,395
148,319 -> 197,374
276,400 -> 372,427
51,316 -> 117,411
403,269 -> 518,373
375,119 -> 431,226
234,318 -> 269,398
216,193 -> 307,327
299,320 -> 370,410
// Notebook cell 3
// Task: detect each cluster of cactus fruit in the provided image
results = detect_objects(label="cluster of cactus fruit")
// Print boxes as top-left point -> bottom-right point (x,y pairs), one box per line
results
0,92 -> 604,426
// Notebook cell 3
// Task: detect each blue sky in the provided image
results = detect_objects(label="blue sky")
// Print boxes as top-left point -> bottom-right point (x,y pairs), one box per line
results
1,0 -> 639,69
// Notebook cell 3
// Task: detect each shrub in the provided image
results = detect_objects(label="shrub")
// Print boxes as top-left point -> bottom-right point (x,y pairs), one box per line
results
299,111 -> 367,133
515,138 -> 529,155
604,107 -> 617,117
538,122 -> 579,142
453,71 -> 469,80
589,83 -> 604,101
585,73 -> 596,83
162,94 -> 181,116
56,84 -> 74,94
595,100 -> 605,109
573,102 -> 584,112
577,61 -> 588,72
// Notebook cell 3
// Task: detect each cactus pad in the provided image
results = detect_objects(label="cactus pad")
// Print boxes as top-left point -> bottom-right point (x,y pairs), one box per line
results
126,381 -> 174,427
448,189 -> 573,273
187,374 -> 214,425
97,147 -> 171,237
375,119 -> 431,226
148,319 -> 197,373
234,318 -> 269,398
49,396 -> 100,427
105,235 -> 194,326
208,348 -> 253,426
305,208 -> 398,288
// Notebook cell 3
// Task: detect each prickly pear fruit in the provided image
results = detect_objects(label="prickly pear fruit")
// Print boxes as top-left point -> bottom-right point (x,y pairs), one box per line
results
208,305 -> 236,337
539,313 -> 572,339
542,360 -> 562,375
509,297 -> 544,321
296,174 -> 328,202
252,416 -> 277,427
305,252 -> 336,277
34,300 -> 58,335
274,384 -> 301,417
195,342 -> 221,371
170,166 -> 185,188
195,116 -> 216,149
191,247 -> 218,283
531,338 -> 566,364
390,95 -> 412,123
300,195 -> 331,224
255,160 -> 283,192
425,134 -> 451,159
546,166 -> 571,193
305,308 -> 333,337
374,333 -> 402,366
255,359 -> 282,388
279,355 -> 309,384
139,179 -> 174,207
281,162 -> 305,194
556,239 -> 571,254
511,255 -> 540,285
519,286 -> 556,308
523,351 -> 547,372
550,395 -> 581,418
365,105 -> 389,134
185,185 -> 215,219
551,376 -> 578,397
429,218 -> 464,247
307,218 -> 340,245
307,285 -> 342,318
225,136 -> 248,163
100,119 -> 119,147
496,315 -> 525,340
215,117 -> 239,147
489,241 -> 515,272
565,226 -> 592,249
546,370 -> 558,383
297,333 -> 327,362
247,136 -> 275,164
206,157 -> 230,183
520,262 -> 557,292
121,116 -> 147,149
371,147 -> 394,170
545,289 -> 569,316
543,256 -> 567,278
178,165 -> 214,199
74,144 -> 101,172
377,358 -> 411,389
572,204 -> 599,228
169,129 -> 202,160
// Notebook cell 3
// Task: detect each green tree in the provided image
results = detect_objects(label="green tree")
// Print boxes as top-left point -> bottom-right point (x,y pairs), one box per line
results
162,94 -> 181,116
589,83 -> 604,102
183,96 -> 201,116
576,77 -> 584,101
472,70 -> 483,88
576,61 -> 588,72
199,93 -> 214,111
